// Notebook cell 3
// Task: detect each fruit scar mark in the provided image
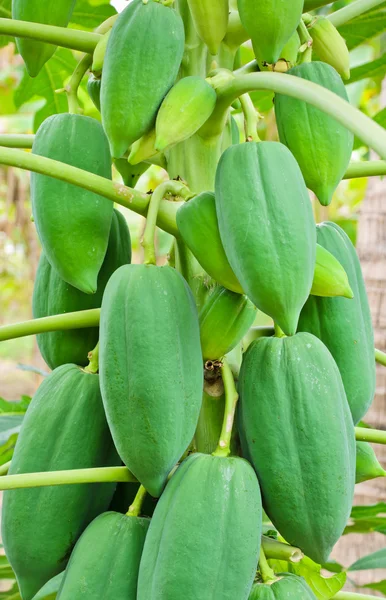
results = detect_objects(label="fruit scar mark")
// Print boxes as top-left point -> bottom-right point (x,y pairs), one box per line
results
114,183 -> 135,202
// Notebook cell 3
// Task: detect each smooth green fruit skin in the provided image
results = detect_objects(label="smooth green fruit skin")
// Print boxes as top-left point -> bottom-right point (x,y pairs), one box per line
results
356,441 -> 386,484
101,0 -> 185,157
57,512 -> 149,600
249,574 -> 317,599
275,62 -> 354,206
91,30 -> 111,77
298,222 -> 375,424
87,75 -> 101,111
2,365 -> 120,600
187,0 -> 229,55
177,192 -> 243,294
309,17 -> 350,80
312,243 -> 353,298
215,142 -> 316,335
12,0 -> 76,76
31,113 -> 113,294
32,210 -> 131,370
114,158 -> 149,187
137,453 -> 262,600
155,76 -> 217,151
100,264 -> 203,497
239,333 -> 356,564
199,285 -> 256,360
237,0 -> 304,64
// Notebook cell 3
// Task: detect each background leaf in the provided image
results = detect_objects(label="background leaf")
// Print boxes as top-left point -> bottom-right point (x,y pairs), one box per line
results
349,547 -> 386,571
338,5 -> 386,50
31,572 -> 64,600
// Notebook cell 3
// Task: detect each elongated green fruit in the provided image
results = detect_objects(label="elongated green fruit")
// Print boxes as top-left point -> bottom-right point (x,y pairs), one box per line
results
275,62 -> 354,206
87,75 -> 101,111
12,0 -> 76,77
312,243 -> 353,298
309,17 -> 350,80
155,76 -> 217,151
215,142 -> 316,335
2,365 -> 119,600
32,210 -> 131,370
199,285 -> 256,360
249,573 -> 317,599
275,31 -> 300,71
356,441 -> 386,484
100,265 -> 203,497
101,0 -> 185,157
128,128 -> 158,165
91,30 -> 111,77
239,333 -> 356,564
298,222 -> 376,424
57,512 -> 149,600
31,113 -> 113,294
137,453 -> 262,600
237,0 -> 304,65
187,0 -> 229,55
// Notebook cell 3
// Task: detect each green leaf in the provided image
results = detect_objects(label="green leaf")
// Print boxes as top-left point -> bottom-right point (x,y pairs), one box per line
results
287,556 -> 346,599
0,395 -> 31,414
70,0 -> 116,30
322,560 -> 345,574
362,579 -> 386,594
351,502 -> 386,519
0,0 -> 12,49
338,6 -> 386,50
344,516 -> 386,535
0,433 -> 18,466
31,572 -> 64,600
349,547 -> 386,571
374,107 -> 386,128
348,54 -> 386,84
0,582 -> 21,599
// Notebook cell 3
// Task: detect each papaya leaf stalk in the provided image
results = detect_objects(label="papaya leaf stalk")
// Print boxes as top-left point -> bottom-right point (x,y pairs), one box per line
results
328,0 -> 385,28
375,348 -> 386,366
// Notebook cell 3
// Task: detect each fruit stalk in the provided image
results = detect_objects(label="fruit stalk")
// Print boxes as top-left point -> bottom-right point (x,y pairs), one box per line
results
213,360 -> 239,457
84,342 -> 99,374
239,93 -> 260,142
258,546 -> 276,582
375,348 -> 386,366
355,427 -> 386,444
261,536 -> 303,563
127,485 -> 147,517
66,53 -> 92,114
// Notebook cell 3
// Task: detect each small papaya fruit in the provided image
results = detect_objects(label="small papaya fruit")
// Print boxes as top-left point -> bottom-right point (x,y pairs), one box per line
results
237,0 -> 304,65
273,31 -> 300,72
99,264 -> 203,497
128,128 -> 159,166
155,76 -> 217,151
56,512 -> 149,600
249,574 -> 317,599
356,441 -> 386,484
215,142 -> 316,336
308,17 -> 350,80
12,0 -> 76,77
114,158 -> 149,188
187,0 -> 229,55
31,113 -> 113,294
87,75 -> 101,112
239,333 -> 356,564
101,0 -> 185,157
312,243 -> 353,298
137,453 -> 262,600
91,30 -> 111,78
275,62 -> 354,206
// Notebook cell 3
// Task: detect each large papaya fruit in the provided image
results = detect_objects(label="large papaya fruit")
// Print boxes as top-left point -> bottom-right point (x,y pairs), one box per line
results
312,242 -> 353,298
12,0 -> 76,77
101,0 -> 185,158
249,574 -> 317,599
2,365 -> 119,600
99,264 -> 203,497
56,512 -> 149,600
31,113 -> 113,294
215,142 -> 316,335
32,209 -> 131,370
137,453 -> 262,600
356,441 -> 386,484
275,62 -> 354,206
298,222 -> 375,424
187,0 -> 229,55
239,333 -> 356,564
237,0 -> 304,65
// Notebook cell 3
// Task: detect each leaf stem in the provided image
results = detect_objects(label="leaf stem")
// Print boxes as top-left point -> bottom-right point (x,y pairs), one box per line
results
259,546 -> 277,583
261,536 -> 304,563
127,485 -> 147,517
67,53 -> 92,114
328,0 -> 385,28
213,359 -> 239,458
0,134 -> 35,148
355,427 -> 386,444
0,461 -> 11,476
375,348 -> 386,366
84,341 -> 100,374
239,94 -> 260,142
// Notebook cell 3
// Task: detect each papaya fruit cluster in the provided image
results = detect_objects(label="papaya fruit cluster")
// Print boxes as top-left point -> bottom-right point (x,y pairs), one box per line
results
2,0 -> 379,599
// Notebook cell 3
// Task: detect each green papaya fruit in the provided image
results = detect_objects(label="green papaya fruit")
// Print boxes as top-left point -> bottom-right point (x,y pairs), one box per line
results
237,0 -> 304,65
230,114 -> 240,144
187,0 -> 229,55
2,365 -> 120,600
31,113 -> 113,294
356,441 -> 386,484
127,128 -> 163,166
298,222 -> 375,424
12,0 -> 76,77
31,573 -> 64,600
155,76 -> 217,151
99,264 -> 203,497
312,243 -> 353,299
101,0 -> 185,157
309,17 -> 350,80
114,158 -> 149,188
275,31 -> 300,72
32,209 -> 131,370
215,142 -> 316,336
137,453 -> 262,600
199,285 -> 256,360
91,30 -> 111,78
87,75 -> 101,112
239,333 -> 356,564
56,512 -> 149,600
249,574 -> 317,599
275,62 -> 354,206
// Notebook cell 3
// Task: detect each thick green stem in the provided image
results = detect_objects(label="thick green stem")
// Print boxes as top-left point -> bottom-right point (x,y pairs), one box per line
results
0,134 -> 35,148
127,485 -> 147,517
67,53 -> 92,114
375,348 -> 386,366
84,341 -> 99,374
262,536 -> 303,563
240,94 -> 260,142
328,0 -> 385,28
213,360 -> 239,458
0,466 -> 137,491
0,18 -> 100,53
259,546 -> 276,583
355,427 -> 386,444
0,147 -> 180,236
334,593 -> 381,600
0,461 -> 11,476
297,19 -> 313,64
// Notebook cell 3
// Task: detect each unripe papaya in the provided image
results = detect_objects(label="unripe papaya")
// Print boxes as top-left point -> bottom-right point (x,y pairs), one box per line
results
155,76 -> 217,151
32,209 -> 131,370
274,31 -> 300,72
249,574 -> 317,599
137,453 -> 262,600
309,17 -> 350,80
239,333 -> 356,564
12,0 -> 76,77
31,113 -> 113,294
275,62 -> 354,206
100,264 -> 203,497
215,142 -> 316,336
56,512 -> 149,600
101,0 -> 185,157
312,243 -> 353,298
128,129 -> 158,166
87,75 -> 101,111
237,0 -> 304,65
298,222 -> 376,424
114,158 -> 149,188
199,285 -> 256,360
356,442 -> 386,484
187,0 -> 229,55
2,365 -> 119,600
91,30 -> 111,78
